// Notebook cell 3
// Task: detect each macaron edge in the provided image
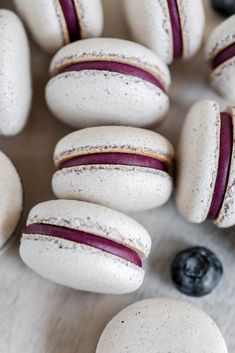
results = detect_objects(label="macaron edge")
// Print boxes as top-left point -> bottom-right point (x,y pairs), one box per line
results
25,199 -> 151,259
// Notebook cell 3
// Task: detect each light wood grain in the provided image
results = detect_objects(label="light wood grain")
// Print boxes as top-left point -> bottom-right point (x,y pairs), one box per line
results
0,1 -> 234,352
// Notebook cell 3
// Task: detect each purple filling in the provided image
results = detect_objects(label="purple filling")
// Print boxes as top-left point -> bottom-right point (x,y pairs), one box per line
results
167,0 -> 183,58
212,42 -> 235,70
59,60 -> 165,92
59,0 -> 80,42
24,223 -> 142,267
208,112 -> 233,220
58,152 -> 168,172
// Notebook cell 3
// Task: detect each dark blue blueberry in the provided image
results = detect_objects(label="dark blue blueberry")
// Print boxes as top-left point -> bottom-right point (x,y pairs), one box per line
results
171,246 -> 223,297
211,0 -> 235,17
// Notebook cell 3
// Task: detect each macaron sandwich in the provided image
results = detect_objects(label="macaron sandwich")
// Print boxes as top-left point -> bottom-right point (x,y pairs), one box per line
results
45,38 -> 171,128
52,126 -> 174,212
176,100 -> 235,228
0,9 -> 31,136
123,0 -> 205,64
20,200 -> 151,294
0,151 -> 23,252
206,15 -> 235,102
96,298 -> 228,353
14,0 -> 104,54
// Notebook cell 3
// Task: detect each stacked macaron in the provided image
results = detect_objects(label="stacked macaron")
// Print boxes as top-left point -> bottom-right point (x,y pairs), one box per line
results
20,125 -> 174,293
13,0 -> 104,54
123,0 -> 205,64
0,10 -> 29,255
18,1 -> 177,294
0,9 -> 31,136
20,200 -> 151,294
45,38 -> 171,128
0,2 -> 233,349
206,15 -> 235,102
176,100 -> 235,228
0,151 -> 23,252
52,126 -> 174,212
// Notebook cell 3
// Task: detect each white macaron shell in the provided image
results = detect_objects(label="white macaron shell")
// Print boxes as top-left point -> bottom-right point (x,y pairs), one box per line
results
176,100 -> 220,223
54,126 -> 174,164
46,70 -> 169,128
74,0 -> 103,39
20,235 -> 144,294
52,166 -> 172,212
0,151 -> 23,249
53,126 -> 173,211
14,0 -> 64,54
210,59 -> 235,103
96,298 -> 228,353
123,0 -> 173,64
215,107 -> 235,228
25,200 -> 151,258
123,0 -> 205,63
205,15 -> 235,102
0,10 -> 31,136
177,0 -> 205,59
49,38 -> 171,86
205,15 -> 235,61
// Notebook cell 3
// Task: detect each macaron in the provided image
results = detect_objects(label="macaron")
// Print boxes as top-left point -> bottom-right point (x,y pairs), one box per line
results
13,0 -> 104,54
45,38 -> 171,128
20,200 -> 151,294
52,126 -> 174,212
0,151 -> 23,251
96,298 -> 228,353
206,15 -> 235,102
0,9 -> 32,136
123,0 -> 205,64
176,99 -> 235,228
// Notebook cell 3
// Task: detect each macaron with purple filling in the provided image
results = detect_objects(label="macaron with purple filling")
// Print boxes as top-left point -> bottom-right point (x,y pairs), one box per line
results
13,0 -> 104,54
0,151 -> 23,252
176,100 -> 235,228
0,9 -> 32,136
52,126 -> 174,212
45,38 -> 171,128
123,0 -> 205,64
96,298 -> 228,353
206,15 -> 235,102
20,200 -> 151,294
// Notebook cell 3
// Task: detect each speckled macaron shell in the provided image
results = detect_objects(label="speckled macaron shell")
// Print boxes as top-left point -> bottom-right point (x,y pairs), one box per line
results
13,0 -> 104,54
177,0 -> 205,59
0,10 -> 31,136
76,0 -> 103,39
206,15 -> 235,102
215,106 -> 235,228
0,151 -> 23,251
123,0 -> 205,64
123,0 -> 173,64
175,100 -> 221,223
96,298 -> 228,353
14,0 -> 64,54
20,200 -> 151,294
52,126 -> 174,211
45,38 -> 171,128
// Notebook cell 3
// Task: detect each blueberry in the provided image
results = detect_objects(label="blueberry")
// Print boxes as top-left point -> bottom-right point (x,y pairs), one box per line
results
211,0 -> 235,17
171,246 -> 223,297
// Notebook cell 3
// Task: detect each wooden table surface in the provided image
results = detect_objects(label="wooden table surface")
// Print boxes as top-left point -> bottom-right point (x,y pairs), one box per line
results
0,1 -> 234,352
